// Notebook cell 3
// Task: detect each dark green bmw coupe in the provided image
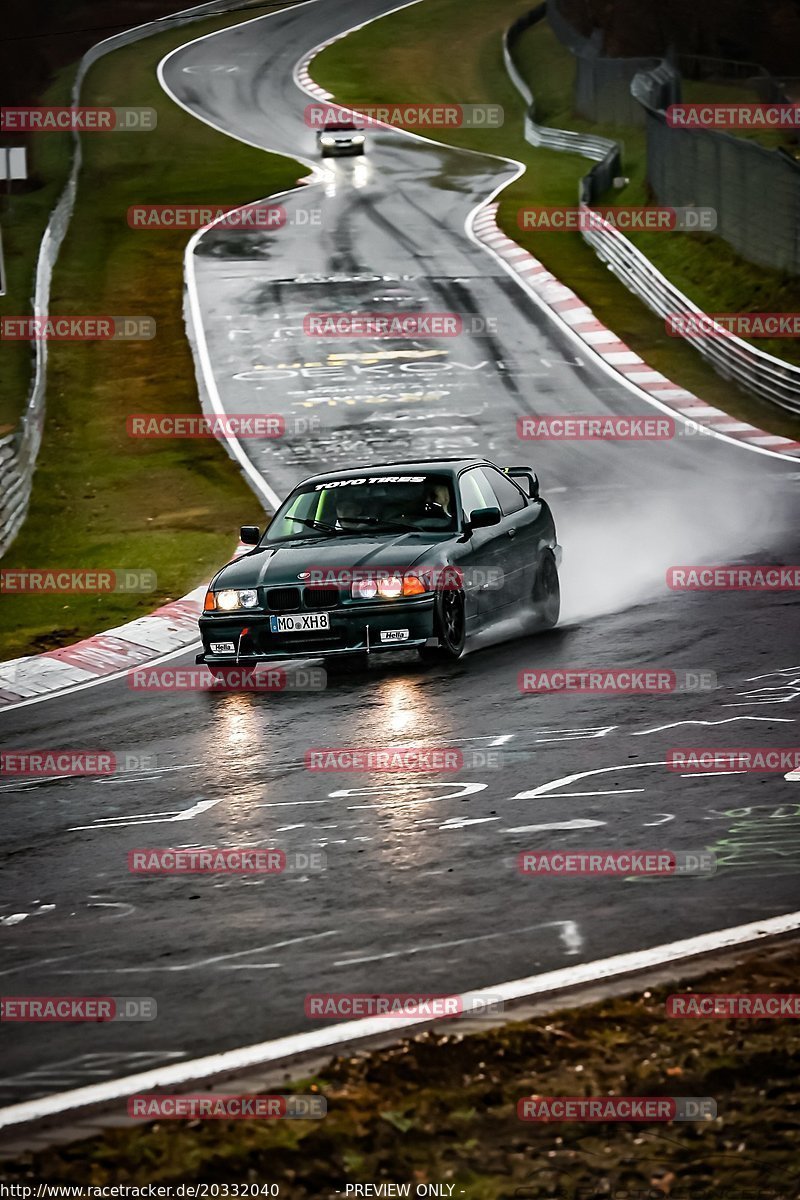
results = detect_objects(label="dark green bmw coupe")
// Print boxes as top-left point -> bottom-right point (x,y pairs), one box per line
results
197,457 -> 561,673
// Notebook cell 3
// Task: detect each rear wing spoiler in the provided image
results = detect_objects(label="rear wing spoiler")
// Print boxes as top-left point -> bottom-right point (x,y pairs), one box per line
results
504,465 -> 539,500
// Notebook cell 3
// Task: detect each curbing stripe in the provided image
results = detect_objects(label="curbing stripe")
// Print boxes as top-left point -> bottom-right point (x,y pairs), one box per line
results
0,549 -> 249,712
470,205 -> 800,458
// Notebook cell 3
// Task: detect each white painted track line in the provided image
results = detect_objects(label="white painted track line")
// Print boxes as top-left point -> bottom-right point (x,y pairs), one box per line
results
2,910 -> 799,1133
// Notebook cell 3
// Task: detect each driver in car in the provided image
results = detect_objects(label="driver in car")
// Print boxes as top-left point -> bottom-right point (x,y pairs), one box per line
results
335,494 -> 368,528
423,482 -> 452,523
394,482 -> 451,527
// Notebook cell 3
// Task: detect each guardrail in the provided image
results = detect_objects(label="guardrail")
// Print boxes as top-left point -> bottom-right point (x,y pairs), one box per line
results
503,5 -> 800,416
0,0 -> 271,558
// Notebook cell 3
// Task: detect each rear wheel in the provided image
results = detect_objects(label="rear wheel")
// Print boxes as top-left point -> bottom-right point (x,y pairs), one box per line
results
532,551 -> 560,629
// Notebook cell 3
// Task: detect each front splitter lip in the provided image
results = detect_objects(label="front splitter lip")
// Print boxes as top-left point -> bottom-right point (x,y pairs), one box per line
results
319,144 -> 365,155
197,640 -> 430,665
198,595 -> 436,660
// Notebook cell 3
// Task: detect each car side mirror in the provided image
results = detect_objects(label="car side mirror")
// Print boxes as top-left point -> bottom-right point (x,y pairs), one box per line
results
239,525 -> 261,545
529,472 -> 539,500
468,506 -> 502,530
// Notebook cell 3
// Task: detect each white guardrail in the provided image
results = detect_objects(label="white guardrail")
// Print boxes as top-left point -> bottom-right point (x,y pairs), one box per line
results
0,0 -> 270,558
503,9 -> 800,417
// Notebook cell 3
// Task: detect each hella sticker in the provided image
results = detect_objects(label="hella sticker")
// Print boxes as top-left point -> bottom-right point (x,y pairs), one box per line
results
380,629 -> 410,642
210,641 -> 236,654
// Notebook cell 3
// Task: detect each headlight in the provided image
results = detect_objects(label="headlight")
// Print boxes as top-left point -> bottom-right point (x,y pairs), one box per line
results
320,136 -> 336,145
215,589 -> 258,611
352,577 -> 378,600
351,135 -> 365,144
377,575 -> 403,599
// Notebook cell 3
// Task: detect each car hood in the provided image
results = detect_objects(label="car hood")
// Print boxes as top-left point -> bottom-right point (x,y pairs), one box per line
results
212,534 -> 444,589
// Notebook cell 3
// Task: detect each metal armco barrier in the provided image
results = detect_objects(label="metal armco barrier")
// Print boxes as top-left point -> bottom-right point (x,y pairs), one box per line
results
504,6 -> 620,179
546,0 -> 800,277
632,72 -> 800,279
503,5 -> 800,415
0,0 -> 269,559
546,0 -> 665,127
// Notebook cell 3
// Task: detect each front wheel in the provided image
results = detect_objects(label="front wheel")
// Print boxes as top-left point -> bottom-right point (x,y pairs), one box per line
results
419,585 -> 466,661
532,550 -> 560,629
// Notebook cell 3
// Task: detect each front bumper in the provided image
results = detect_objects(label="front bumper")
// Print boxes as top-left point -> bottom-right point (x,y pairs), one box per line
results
320,142 -> 365,156
198,596 -> 435,663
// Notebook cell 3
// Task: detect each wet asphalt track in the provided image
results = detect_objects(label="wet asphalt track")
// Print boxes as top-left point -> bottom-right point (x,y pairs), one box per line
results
1,0 -> 799,1107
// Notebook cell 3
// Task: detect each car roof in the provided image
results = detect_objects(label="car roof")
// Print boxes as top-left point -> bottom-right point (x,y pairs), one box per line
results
297,458 -> 496,486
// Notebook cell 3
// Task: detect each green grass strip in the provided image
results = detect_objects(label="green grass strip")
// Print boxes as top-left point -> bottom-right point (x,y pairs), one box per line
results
0,5 -> 303,660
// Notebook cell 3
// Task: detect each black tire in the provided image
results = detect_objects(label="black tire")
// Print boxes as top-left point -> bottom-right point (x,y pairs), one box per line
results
419,582 -> 466,662
532,550 -> 560,629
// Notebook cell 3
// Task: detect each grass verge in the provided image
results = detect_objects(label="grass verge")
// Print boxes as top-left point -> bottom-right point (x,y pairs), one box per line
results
2,941 -> 798,1195
0,5 -> 303,661
312,0 -> 800,437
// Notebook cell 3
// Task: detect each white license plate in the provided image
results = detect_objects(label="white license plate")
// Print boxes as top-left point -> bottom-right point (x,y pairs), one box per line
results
210,641 -> 235,654
270,613 -> 330,633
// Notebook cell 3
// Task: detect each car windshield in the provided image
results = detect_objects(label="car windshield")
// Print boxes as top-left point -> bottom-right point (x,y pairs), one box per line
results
264,473 -> 457,542
323,123 -> 358,132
